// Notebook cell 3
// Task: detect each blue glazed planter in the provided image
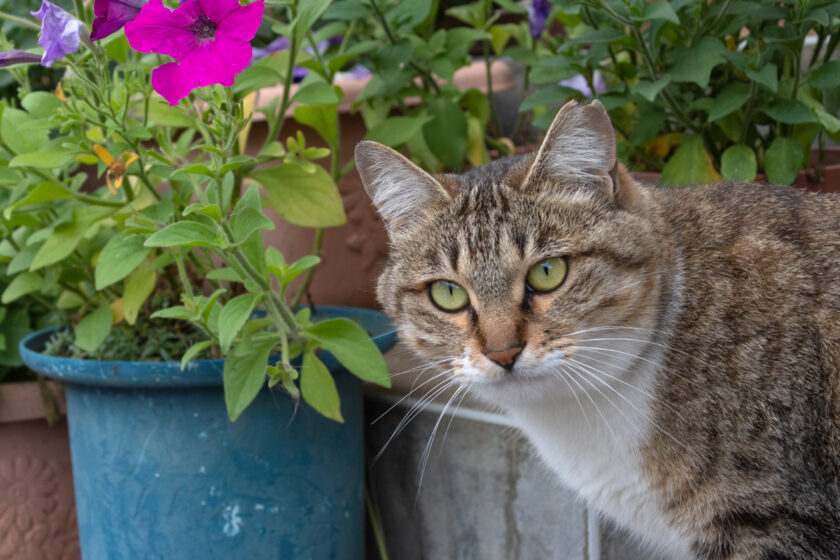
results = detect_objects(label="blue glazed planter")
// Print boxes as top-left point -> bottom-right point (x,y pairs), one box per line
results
21,306 -> 396,560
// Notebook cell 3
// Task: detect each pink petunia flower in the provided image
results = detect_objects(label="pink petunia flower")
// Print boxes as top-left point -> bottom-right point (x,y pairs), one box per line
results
124,0 -> 264,106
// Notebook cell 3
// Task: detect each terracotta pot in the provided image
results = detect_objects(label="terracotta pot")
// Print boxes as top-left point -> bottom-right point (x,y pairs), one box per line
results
0,381 -> 79,560
247,61 -> 517,309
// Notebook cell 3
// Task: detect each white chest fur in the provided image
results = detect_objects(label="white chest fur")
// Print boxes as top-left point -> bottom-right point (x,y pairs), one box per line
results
494,347 -> 693,559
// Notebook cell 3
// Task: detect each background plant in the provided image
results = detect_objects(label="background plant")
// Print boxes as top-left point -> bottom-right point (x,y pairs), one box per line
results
0,0 -> 389,422
523,0 -> 840,185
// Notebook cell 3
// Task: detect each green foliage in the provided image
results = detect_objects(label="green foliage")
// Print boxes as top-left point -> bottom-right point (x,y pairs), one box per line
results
533,0 -> 840,185
0,0 -> 392,424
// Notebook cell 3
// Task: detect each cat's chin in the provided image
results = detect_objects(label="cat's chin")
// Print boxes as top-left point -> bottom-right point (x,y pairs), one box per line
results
462,367 -> 577,406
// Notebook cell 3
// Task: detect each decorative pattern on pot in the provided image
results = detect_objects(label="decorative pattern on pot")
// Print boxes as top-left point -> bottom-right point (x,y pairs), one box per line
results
0,457 -> 80,560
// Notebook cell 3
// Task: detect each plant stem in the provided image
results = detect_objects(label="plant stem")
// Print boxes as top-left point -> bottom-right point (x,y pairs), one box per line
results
0,11 -> 40,30
369,0 -> 442,95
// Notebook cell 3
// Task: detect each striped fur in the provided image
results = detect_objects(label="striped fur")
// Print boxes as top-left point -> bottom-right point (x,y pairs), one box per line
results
356,101 -> 840,559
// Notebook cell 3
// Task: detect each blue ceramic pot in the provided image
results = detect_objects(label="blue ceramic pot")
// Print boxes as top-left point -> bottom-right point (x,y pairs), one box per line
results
21,306 -> 396,560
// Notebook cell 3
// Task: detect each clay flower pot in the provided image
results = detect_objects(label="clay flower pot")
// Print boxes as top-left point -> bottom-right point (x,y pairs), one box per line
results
0,381 -> 80,560
247,61 -> 518,309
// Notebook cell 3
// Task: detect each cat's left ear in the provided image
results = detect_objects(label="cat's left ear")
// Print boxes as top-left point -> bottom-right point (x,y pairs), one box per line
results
523,100 -> 625,203
356,141 -> 452,236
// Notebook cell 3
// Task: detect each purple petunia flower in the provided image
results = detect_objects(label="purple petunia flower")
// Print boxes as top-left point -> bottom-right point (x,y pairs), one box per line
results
560,71 -> 606,97
30,0 -> 82,67
125,0 -> 265,106
0,51 -> 43,67
91,0 -> 148,41
528,0 -> 551,39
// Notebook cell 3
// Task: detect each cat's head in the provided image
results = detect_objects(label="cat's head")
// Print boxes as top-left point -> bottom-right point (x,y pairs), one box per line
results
356,101 -> 670,405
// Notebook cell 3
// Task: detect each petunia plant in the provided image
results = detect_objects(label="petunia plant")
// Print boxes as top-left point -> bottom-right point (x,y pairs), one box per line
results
0,0 -> 390,422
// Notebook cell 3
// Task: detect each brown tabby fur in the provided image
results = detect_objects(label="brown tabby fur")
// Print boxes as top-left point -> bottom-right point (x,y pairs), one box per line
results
356,101 -> 840,559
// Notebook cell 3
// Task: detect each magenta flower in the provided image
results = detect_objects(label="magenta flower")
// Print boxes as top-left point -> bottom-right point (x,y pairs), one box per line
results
125,0 -> 264,106
30,0 -> 82,67
91,0 -> 147,41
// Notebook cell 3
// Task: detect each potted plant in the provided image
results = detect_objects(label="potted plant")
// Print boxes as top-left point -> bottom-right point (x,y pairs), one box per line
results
1,0 -> 394,557
507,0 -> 840,189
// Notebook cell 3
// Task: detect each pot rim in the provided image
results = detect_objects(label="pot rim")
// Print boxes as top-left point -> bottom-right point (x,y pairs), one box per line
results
19,305 -> 396,389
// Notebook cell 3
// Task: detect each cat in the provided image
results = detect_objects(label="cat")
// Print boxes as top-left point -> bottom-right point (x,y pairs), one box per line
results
355,100 -> 840,559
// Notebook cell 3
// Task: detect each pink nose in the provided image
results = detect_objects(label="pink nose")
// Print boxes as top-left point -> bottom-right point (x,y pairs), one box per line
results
484,345 -> 523,369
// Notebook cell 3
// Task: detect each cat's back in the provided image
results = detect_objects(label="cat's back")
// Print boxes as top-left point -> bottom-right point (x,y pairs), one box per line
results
642,181 -> 840,557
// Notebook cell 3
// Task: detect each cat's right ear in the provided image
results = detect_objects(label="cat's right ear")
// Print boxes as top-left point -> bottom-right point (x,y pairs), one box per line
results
355,141 -> 451,235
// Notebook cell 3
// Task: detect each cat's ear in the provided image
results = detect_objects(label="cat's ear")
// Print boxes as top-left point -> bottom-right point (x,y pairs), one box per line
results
356,140 -> 451,234
523,100 -> 620,200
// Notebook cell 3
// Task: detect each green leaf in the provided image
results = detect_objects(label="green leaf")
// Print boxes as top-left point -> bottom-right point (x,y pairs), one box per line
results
720,144 -> 757,182
659,136 -> 722,186
564,28 -> 625,46
305,317 -> 390,387
1,107 -> 49,154
708,84 -> 750,122
283,255 -> 321,288
123,260 -> 156,325
519,85 -> 582,111
808,61 -> 840,89
74,305 -> 113,353
10,150 -> 75,168
637,1 -> 679,24
632,75 -> 672,103
21,91 -> 62,118
234,52 -> 287,96
230,207 -> 275,242
172,164 -> 215,178
95,233 -> 151,289
1,272 -> 43,304
294,0 -> 332,33
31,206 -> 114,271
224,337 -> 274,421
814,107 -> 840,134
7,243 -> 42,275
145,222 -> 220,248
423,98 -> 467,169
364,116 -> 431,147
764,137 -> 802,185
669,37 -> 726,88
207,268 -> 242,282
180,340 -> 213,370
301,350 -> 343,422
763,100 -> 818,124
6,182 -> 74,216
253,163 -> 346,228
746,64 -> 778,93
218,294 -> 257,353
219,155 -> 256,176
183,202 -> 221,221
147,101 -> 196,128
293,104 -> 338,147
151,305 -> 193,321
293,83 -> 341,105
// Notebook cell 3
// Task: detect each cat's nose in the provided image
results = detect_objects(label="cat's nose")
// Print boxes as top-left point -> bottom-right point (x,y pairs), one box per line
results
484,345 -> 523,369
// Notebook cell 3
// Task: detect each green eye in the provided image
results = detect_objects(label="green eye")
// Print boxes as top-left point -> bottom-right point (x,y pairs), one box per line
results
429,280 -> 470,312
526,257 -> 568,292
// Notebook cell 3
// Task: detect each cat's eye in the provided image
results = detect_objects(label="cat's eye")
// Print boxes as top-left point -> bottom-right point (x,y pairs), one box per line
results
429,280 -> 470,312
526,257 -> 568,292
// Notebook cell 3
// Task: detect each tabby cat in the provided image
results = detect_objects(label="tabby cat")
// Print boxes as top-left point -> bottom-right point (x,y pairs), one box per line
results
355,101 -> 840,559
